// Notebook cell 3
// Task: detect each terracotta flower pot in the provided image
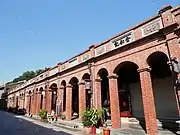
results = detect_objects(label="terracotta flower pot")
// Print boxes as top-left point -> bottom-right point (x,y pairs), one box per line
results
84,126 -> 92,135
103,128 -> 110,135
91,125 -> 96,135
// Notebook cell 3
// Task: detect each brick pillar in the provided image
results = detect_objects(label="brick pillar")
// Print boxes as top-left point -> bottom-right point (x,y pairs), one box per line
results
95,79 -> 102,109
26,94 -> 30,114
46,90 -> 52,113
66,84 -> 72,120
138,68 -> 157,135
20,97 -> 23,109
108,75 -> 120,128
36,92 -> 41,115
78,82 -> 86,117
30,94 -> 34,114
34,93 -> 37,114
42,91 -> 46,110
18,96 -> 22,109
58,86 -> 64,113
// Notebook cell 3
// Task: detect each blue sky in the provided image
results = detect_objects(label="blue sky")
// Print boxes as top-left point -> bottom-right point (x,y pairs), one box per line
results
0,0 -> 179,83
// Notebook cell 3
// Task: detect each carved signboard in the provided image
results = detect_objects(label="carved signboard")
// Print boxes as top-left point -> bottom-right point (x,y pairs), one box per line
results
95,45 -> 106,57
111,31 -> 134,50
141,18 -> 163,37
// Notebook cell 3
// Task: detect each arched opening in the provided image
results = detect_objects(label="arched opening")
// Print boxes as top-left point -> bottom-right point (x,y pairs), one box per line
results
114,62 -> 144,118
98,68 -> 110,109
61,80 -> 66,112
147,52 -> 179,118
39,87 -> 44,110
50,83 -> 58,112
82,73 -> 91,108
69,77 -> 79,117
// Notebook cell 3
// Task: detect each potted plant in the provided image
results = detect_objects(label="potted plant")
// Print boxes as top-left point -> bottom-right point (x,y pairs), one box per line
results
82,108 -> 101,135
39,109 -> 47,121
100,108 -> 111,135
103,127 -> 110,135
60,113 -> 66,120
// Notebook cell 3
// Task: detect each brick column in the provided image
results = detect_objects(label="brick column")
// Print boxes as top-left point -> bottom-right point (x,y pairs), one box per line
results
66,84 -> 72,120
59,86 -> 64,112
42,91 -> 46,110
78,82 -> 86,117
18,96 -> 22,109
95,79 -> 102,109
36,92 -> 42,115
108,75 -> 120,128
34,93 -> 38,114
46,90 -> 52,113
26,94 -> 30,114
138,68 -> 157,135
30,94 -> 34,114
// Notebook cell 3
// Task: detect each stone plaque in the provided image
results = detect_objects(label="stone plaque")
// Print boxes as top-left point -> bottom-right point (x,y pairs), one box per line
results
61,64 -> 66,70
141,18 -> 163,37
82,53 -> 89,62
95,45 -> 106,56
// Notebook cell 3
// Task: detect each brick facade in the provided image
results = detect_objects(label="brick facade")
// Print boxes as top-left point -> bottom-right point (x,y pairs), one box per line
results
7,5 -> 180,135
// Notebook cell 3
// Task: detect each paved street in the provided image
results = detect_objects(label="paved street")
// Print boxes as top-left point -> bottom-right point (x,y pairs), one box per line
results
0,111 -> 82,135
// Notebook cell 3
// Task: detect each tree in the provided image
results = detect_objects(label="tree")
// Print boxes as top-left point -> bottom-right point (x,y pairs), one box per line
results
10,68 -> 46,83
35,69 -> 44,75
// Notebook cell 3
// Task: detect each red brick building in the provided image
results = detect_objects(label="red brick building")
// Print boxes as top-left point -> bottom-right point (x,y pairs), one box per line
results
7,5 -> 180,135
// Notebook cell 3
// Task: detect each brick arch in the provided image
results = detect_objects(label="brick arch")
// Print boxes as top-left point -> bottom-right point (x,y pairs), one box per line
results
113,61 -> 139,74
110,58 -> 140,75
61,80 -> 67,87
28,90 -> 32,94
49,83 -> 58,91
39,87 -> 43,92
143,49 -> 169,68
69,77 -> 79,85
49,81 -> 58,87
36,88 -> 38,92
146,51 -> 169,66
81,73 -> 90,82
97,68 -> 109,79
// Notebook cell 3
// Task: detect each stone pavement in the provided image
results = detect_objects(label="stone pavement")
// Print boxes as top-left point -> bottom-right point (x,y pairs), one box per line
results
1,111 -> 178,135
0,111 -> 84,135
